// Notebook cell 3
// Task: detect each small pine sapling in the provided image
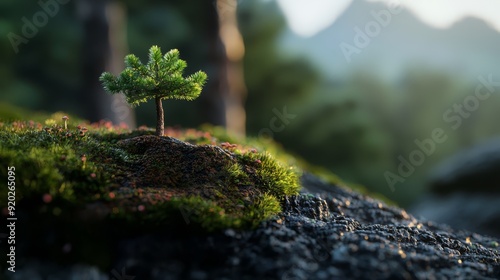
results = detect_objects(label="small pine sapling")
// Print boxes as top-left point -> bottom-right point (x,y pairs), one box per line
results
100,46 -> 207,136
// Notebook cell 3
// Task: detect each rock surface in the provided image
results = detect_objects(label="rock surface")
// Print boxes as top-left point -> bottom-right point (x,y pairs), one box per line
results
411,193 -> 500,238
412,137 -> 500,237
429,137 -> 500,194
8,173 -> 500,279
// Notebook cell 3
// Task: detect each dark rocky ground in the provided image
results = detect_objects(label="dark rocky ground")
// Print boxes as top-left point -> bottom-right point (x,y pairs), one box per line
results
9,173 -> 500,280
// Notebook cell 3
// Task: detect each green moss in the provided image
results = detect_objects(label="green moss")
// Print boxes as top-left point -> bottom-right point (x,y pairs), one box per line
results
225,161 -> 250,183
0,126 -> 104,203
237,151 -> 300,197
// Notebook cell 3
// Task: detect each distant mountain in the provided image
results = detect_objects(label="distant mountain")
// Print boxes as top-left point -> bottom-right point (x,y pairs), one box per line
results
280,0 -> 500,81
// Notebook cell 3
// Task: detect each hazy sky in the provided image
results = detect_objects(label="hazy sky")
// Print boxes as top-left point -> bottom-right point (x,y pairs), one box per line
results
277,0 -> 500,37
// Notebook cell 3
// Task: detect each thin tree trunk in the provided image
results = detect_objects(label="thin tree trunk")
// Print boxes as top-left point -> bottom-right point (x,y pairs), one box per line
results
156,97 -> 164,136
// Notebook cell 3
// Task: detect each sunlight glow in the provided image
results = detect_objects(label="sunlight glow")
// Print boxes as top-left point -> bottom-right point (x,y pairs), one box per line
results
375,0 -> 500,31
276,0 -> 352,37
278,0 -> 500,37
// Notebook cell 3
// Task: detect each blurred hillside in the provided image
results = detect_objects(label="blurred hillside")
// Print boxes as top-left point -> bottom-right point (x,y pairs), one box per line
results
281,0 -> 500,81
269,0 -> 500,206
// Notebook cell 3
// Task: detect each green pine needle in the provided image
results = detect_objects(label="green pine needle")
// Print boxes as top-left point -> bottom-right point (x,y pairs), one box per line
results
99,46 -> 208,107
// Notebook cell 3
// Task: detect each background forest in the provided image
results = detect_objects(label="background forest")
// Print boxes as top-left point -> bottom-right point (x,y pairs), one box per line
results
1,0 -> 500,208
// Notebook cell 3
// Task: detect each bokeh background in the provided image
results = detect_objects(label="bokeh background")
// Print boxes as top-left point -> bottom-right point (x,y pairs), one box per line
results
1,0 -> 500,235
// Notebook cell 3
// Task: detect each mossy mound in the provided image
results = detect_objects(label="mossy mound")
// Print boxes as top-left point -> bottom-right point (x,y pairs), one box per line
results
0,116 -> 300,233
109,135 -> 300,230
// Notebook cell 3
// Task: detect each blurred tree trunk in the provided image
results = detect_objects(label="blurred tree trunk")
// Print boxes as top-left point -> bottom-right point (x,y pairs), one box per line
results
198,0 -> 246,136
199,2 -> 227,129
106,1 -> 136,128
77,0 -> 135,127
216,0 -> 247,137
